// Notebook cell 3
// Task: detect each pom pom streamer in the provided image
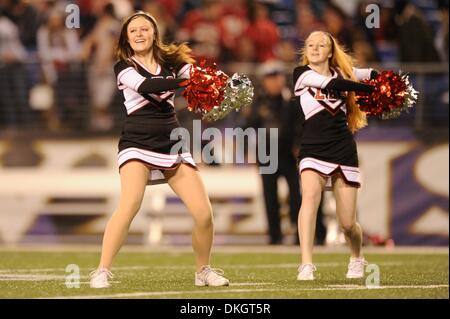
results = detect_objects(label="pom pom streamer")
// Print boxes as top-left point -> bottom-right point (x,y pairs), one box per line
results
182,61 -> 228,115
356,70 -> 419,119
182,61 -> 254,121
203,73 -> 254,121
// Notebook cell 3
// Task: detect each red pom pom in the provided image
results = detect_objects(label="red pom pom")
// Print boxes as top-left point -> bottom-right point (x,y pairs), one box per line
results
356,70 -> 412,119
182,60 -> 228,115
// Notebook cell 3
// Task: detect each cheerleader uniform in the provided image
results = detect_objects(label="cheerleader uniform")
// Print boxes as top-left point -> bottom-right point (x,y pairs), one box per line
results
293,65 -> 376,188
114,57 -> 195,184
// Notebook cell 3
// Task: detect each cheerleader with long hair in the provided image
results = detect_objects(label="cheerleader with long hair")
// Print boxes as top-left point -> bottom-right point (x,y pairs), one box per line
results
293,31 -> 377,280
89,11 -> 229,288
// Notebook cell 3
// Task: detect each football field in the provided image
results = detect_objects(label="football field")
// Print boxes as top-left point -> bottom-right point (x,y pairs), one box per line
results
0,246 -> 448,299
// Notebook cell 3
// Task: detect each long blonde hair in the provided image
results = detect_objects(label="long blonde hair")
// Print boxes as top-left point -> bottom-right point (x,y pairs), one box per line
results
300,31 -> 367,133
116,11 -> 195,70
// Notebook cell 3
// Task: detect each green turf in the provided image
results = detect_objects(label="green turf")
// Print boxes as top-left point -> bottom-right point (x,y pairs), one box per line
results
0,250 -> 448,299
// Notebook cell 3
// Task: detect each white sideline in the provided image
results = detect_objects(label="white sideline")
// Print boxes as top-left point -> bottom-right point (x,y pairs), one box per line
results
0,261 -> 407,274
43,285 -> 449,299
0,245 -> 448,254
0,274 -> 66,281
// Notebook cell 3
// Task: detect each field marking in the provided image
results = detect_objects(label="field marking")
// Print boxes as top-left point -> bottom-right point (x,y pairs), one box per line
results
0,274 -> 66,281
61,282 -> 275,287
0,266 -> 153,273
0,245 -> 448,255
43,284 -> 450,299
230,282 -> 275,286
0,261 -> 406,274
65,281 -> 122,285
327,284 -> 363,288
324,284 -> 449,290
0,271 -> 276,287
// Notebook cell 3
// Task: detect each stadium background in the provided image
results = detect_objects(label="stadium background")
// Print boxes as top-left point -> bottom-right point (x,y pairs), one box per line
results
0,0 -> 448,300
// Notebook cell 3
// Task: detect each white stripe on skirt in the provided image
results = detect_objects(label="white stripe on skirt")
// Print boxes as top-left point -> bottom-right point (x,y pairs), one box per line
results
299,157 -> 360,188
118,147 -> 196,185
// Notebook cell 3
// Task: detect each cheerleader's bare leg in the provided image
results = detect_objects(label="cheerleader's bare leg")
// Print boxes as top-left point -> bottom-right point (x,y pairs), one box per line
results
332,176 -> 363,258
164,164 -> 214,272
298,170 -> 327,265
98,160 -> 150,269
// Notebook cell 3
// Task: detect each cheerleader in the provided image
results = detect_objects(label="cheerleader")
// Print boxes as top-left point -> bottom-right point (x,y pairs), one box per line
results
89,11 -> 229,288
293,31 -> 377,280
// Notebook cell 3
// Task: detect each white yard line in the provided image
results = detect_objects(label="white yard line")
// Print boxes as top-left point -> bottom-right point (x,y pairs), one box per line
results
0,245 -> 448,254
0,261 -> 406,274
65,282 -> 274,286
0,274 -> 67,281
0,266 -> 152,273
43,284 -> 449,299
230,282 -> 275,286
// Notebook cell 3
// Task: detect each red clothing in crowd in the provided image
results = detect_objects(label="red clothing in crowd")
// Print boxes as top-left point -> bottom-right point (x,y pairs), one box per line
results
245,18 -> 280,62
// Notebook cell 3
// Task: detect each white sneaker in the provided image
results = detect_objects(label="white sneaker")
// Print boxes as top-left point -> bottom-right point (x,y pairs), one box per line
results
297,263 -> 316,281
346,257 -> 368,279
89,268 -> 113,288
195,265 -> 229,287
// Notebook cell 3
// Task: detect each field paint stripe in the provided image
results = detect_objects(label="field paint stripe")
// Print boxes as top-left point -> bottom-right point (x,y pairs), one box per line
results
1,245 -> 447,254
0,266 -> 153,273
43,289 -> 295,299
62,282 -> 274,286
231,282 -> 275,286
141,261 -> 405,268
0,274 -> 67,281
291,285 -> 450,291
0,271 -> 275,286
0,261 -> 406,274
0,274 -> 119,282
0,266 -> 162,273
44,285 -> 449,299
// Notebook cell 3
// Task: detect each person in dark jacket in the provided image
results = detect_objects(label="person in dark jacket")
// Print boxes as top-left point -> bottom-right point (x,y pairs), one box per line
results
246,60 -> 303,245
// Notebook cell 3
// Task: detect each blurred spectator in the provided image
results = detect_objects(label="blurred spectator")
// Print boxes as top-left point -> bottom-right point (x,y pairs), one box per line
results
331,0 -> 358,17
176,0 -> 224,62
140,0 -> 177,42
244,61 -> 301,245
110,0 -> 133,20
78,0 -> 102,39
159,0 -> 201,22
322,2 -> 353,50
352,39 -> 377,64
37,7 -> 84,131
274,39 -> 297,63
394,1 -> 447,129
0,7 -> 30,130
435,0 -> 449,62
244,2 -> 280,62
263,0 -> 296,40
353,1 -> 380,62
372,5 -> 398,62
2,0 -> 42,52
232,34 -> 255,63
218,0 -> 248,62
292,1 -> 325,50
80,2 -> 120,132
435,0 -> 449,119
394,0 -> 441,62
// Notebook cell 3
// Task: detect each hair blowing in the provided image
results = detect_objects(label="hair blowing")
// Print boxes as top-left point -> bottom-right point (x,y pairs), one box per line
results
116,11 -> 195,70
300,31 -> 367,133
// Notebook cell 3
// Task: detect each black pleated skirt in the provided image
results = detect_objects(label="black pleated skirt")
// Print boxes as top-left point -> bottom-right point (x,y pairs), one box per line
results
298,136 -> 360,188
117,114 -> 196,184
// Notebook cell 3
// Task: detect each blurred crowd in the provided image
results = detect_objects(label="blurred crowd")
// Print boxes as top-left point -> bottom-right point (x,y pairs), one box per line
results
0,0 -> 448,133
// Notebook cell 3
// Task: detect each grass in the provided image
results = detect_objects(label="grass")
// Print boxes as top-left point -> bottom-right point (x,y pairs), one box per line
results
0,246 -> 448,299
